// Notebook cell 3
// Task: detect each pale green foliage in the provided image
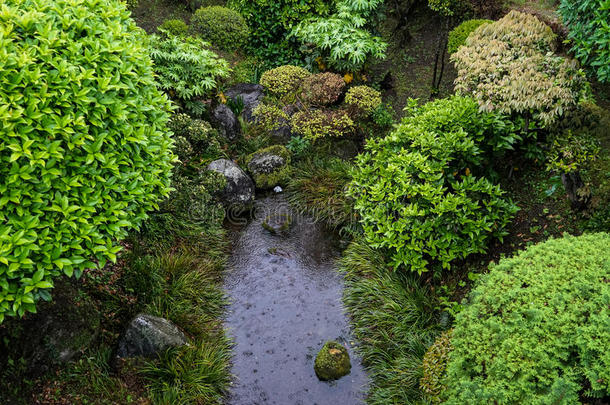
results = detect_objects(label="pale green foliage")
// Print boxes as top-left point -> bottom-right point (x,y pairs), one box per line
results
259,65 -> 311,99
291,0 -> 387,70
559,0 -> 610,83
291,109 -> 355,140
445,233 -> 610,403
452,11 -> 590,127
344,85 -> 382,114
252,104 -> 290,131
0,0 -> 175,321
148,34 -> 229,115
350,96 -> 518,273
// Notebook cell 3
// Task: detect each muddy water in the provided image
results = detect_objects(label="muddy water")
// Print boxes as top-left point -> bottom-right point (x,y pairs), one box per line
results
224,195 -> 368,405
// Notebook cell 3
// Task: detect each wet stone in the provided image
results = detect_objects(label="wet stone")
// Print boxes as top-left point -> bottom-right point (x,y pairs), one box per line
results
262,213 -> 293,235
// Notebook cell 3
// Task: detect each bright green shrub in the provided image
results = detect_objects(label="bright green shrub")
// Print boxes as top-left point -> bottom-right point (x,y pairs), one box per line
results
420,330 -> 453,404
228,0 -> 331,64
291,109 -> 355,141
344,85 -> 382,115
0,0 -> 175,321
252,104 -> 290,132
191,6 -> 249,51
445,233 -> 610,403
159,19 -> 189,37
300,73 -> 346,106
259,65 -> 311,99
447,19 -> 492,54
149,34 -> 229,116
291,0 -> 387,71
349,96 -> 518,273
559,0 -> 610,83
452,11 -> 590,128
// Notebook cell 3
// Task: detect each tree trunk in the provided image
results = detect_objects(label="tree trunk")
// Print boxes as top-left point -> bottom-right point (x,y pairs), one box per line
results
561,171 -> 590,211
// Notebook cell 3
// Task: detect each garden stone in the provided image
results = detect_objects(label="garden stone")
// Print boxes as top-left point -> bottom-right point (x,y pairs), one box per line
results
246,145 -> 291,190
262,213 -> 293,234
116,314 -> 187,359
314,341 -> 351,381
225,83 -> 264,122
207,159 -> 255,210
211,103 -> 241,141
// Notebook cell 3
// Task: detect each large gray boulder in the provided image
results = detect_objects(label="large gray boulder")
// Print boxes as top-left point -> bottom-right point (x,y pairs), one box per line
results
225,83 -> 264,122
207,159 -> 255,209
211,103 -> 241,141
116,314 -> 187,358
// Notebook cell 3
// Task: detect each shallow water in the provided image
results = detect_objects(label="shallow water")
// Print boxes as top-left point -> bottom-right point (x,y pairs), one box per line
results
224,195 -> 368,405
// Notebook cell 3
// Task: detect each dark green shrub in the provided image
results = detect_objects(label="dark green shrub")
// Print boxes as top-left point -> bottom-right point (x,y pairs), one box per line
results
228,0 -> 331,64
159,19 -> 189,37
559,0 -> 610,83
259,65 -> 311,99
420,330 -> 453,404
445,233 -> 610,403
349,96 -> 518,273
447,19 -> 492,54
168,113 -> 222,161
149,34 -> 229,116
300,73 -> 346,106
191,6 -> 249,51
0,0 -> 174,321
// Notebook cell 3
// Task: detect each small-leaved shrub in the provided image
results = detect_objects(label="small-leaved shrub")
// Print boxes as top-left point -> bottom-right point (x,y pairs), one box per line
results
344,85 -> 382,116
0,0 -> 174,321
291,109 -> 355,141
191,6 -> 249,51
445,233 -> 610,403
447,19 -> 492,54
159,19 -> 189,37
168,113 -> 222,162
259,65 -> 311,99
300,73 -> 346,106
252,104 -> 290,132
420,330 -> 453,404
350,96 -> 518,273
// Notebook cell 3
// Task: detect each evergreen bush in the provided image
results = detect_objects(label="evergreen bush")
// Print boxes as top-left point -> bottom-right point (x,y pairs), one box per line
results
259,65 -> 311,99
190,6 -> 249,51
445,233 -> 610,403
0,0 -> 174,321
447,19 -> 492,54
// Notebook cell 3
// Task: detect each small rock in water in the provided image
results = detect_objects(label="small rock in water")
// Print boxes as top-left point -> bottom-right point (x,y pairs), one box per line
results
274,186 -> 283,193
262,213 -> 292,234
314,341 -> 351,381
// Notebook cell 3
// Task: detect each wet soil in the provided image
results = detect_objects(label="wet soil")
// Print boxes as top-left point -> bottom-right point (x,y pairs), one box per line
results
224,195 -> 368,405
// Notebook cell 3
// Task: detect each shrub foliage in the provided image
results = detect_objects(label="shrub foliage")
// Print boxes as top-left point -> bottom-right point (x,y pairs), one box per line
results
452,11 -> 590,128
447,19 -> 492,54
0,0 -> 174,321
559,0 -> 610,83
350,96 -> 518,273
259,65 -> 311,99
445,233 -> 610,403
190,6 -> 249,51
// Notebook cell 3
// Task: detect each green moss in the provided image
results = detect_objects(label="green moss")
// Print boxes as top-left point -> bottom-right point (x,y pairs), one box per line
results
314,341 -> 351,381
246,145 -> 292,189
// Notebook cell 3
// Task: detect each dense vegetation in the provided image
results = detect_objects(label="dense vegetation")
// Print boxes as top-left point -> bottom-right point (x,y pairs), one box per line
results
0,0 -> 174,321
1,0 -> 609,403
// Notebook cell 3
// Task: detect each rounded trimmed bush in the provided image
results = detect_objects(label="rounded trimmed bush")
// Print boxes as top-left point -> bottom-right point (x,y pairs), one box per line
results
447,19 -> 492,54
159,19 -> 189,37
300,73 -> 346,106
191,6 -> 249,51
259,65 -> 311,99
445,233 -> 610,403
290,109 -> 354,141
0,0 -> 174,321
344,85 -> 382,115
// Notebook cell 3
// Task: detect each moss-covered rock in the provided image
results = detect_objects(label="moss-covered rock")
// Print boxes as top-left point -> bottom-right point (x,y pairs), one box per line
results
314,341 -> 351,381
246,145 -> 292,189
262,213 -> 293,234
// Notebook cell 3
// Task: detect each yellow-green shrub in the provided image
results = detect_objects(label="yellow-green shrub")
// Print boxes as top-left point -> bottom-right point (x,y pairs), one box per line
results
420,330 -> 453,404
259,65 -> 311,99
291,109 -> 354,141
344,85 -> 382,115
0,0 -> 175,321
190,6 -> 249,51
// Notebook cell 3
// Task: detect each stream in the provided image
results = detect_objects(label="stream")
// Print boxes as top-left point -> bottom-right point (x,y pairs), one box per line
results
224,194 -> 369,405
